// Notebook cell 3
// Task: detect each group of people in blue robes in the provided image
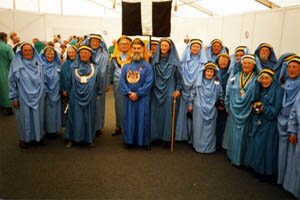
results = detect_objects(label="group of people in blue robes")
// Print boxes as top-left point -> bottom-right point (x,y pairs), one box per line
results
6,34 -> 300,199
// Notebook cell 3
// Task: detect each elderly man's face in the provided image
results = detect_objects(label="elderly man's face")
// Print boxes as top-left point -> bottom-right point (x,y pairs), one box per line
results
212,42 -> 222,55
131,44 -> 144,61
241,59 -> 255,74
90,38 -> 100,50
259,47 -> 271,62
79,50 -> 92,62
21,44 -> 34,60
287,61 -> 300,79
118,39 -> 130,53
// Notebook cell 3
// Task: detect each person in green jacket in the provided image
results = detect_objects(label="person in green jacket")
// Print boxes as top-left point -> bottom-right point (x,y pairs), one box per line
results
0,32 -> 14,115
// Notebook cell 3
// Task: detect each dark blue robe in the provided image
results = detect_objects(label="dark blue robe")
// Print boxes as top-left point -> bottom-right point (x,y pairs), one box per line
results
120,60 -> 153,146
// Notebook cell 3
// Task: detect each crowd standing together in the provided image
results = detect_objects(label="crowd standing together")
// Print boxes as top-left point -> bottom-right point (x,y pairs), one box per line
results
0,31 -> 299,198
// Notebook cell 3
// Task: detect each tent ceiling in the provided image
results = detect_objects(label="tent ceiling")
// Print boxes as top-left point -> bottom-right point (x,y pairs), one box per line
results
0,0 -> 299,17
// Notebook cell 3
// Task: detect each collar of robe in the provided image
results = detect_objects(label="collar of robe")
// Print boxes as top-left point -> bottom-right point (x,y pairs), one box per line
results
116,55 -> 130,68
74,63 -> 95,84
240,71 -> 254,96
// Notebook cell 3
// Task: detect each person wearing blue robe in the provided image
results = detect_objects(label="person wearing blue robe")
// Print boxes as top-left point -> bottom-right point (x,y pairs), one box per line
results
205,39 -> 227,63
64,45 -> 102,148
151,38 -> 182,148
83,34 -> 109,134
120,38 -> 153,150
284,92 -> 300,199
246,69 -> 283,179
215,53 -> 230,148
175,39 -> 207,143
191,62 -> 223,153
277,53 -> 297,84
228,45 -> 250,78
60,46 -> 77,127
41,46 -> 62,137
254,43 -> 278,78
225,54 -> 260,166
107,35 -> 132,136
277,56 -> 300,185
8,42 -> 46,148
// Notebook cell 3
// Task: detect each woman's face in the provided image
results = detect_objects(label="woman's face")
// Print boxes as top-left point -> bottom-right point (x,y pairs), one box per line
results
259,74 -> 273,88
218,56 -> 229,69
45,49 -> 55,62
205,68 -> 215,80
235,50 -> 244,61
241,60 -> 255,74
287,61 -> 300,79
160,41 -> 171,56
190,43 -> 201,56
21,44 -> 34,60
67,48 -> 77,60
90,38 -> 100,50
79,50 -> 92,62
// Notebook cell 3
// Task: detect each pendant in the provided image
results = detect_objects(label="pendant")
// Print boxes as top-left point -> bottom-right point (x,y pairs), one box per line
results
240,89 -> 245,97
81,76 -> 88,83
126,70 -> 140,84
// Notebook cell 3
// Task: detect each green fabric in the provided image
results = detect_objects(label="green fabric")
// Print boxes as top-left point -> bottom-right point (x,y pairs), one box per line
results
34,41 -> 45,53
108,45 -> 114,56
0,40 -> 14,107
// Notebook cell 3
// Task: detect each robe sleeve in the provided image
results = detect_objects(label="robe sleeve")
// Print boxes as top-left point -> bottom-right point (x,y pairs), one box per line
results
287,99 -> 299,134
8,63 -> 18,101
136,65 -> 153,97
96,66 -> 103,96
175,65 -> 182,91
262,87 -> 283,120
120,65 -> 130,95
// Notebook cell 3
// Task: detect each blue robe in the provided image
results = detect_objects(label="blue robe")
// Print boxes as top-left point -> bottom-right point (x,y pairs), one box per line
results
120,60 -> 153,146
108,53 -> 129,130
205,44 -> 226,63
64,59 -> 102,143
277,77 -> 300,184
8,48 -> 46,142
284,94 -> 300,199
41,50 -> 62,133
192,70 -> 223,153
215,60 -> 230,147
246,81 -> 283,175
225,71 -> 257,166
175,44 -> 207,142
84,35 -> 109,131
151,40 -> 182,142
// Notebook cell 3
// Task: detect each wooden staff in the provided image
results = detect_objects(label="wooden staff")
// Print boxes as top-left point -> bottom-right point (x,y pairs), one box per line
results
171,97 -> 176,152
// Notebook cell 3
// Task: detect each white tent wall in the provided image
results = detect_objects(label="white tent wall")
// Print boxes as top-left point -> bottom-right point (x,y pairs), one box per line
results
0,6 -> 299,56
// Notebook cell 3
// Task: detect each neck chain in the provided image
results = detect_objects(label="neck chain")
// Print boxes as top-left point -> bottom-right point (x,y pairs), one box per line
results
239,71 -> 254,96
74,63 -> 95,84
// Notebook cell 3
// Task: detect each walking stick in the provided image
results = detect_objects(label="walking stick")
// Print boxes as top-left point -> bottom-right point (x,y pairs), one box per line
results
171,96 -> 176,152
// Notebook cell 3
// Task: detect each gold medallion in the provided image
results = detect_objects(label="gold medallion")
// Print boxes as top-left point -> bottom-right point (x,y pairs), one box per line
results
126,70 -> 140,84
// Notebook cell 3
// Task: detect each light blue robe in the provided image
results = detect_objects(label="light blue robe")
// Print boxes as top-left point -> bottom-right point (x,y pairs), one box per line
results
108,53 -> 129,130
64,59 -> 102,143
83,35 -> 109,131
41,50 -> 62,133
277,76 -> 300,184
175,44 -> 207,142
284,94 -> 300,199
246,81 -> 283,175
192,69 -> 223,153
151,40 -> 182,142
8,47 -> 46,142
120,60 -> 153,146
225,71 -> 258,166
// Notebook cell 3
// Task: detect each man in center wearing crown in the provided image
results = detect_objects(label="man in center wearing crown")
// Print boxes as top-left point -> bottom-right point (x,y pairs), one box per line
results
119,38 -> 153,150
